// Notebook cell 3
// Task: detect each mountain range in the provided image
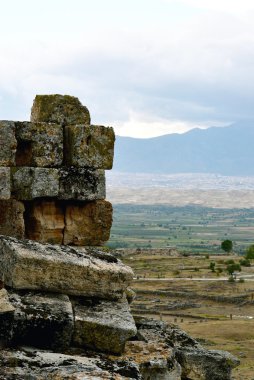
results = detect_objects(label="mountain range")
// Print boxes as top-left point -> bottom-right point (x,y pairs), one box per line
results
113,123 -> 254,176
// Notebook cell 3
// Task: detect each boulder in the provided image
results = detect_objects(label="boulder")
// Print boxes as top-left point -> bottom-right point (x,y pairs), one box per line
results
0,167 -> 11,199
24,200 -> 65,244
0,200 -> 25,239
12,167 -> 59,200
0,288 -> 15,346
64,199 -> 113,246
58,167 -> 105,201
0,236 -> 133,300
0,121 -> 17,166
9,291 -> 74,351
72,298 -> 137,354
15,121 -> 63,167
65,124 -> 115,169
30,94 -> 91,125
175,347 -> 240,380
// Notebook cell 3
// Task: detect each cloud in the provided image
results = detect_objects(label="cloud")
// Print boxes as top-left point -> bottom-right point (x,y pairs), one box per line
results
115,111 -> 228,138
1,1 -> 254,136
165,0 -> 254,13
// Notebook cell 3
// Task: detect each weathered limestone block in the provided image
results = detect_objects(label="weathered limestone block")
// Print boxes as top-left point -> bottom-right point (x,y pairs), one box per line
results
0,167 -> 11,199
0,236 -> 134,300
72,298 -> 137,354
0,349 -> 125,379
9,291 -> 74,351
12,167 -> 59,200
59,167 -> 105,201
0,200 -> 25,239
64,200 -> 113,246
0,121 -> 17,166
175,347 -> 240,380
25,200 -> 65,244
0,288 -> 15,346
15,121 -> 63,167
65,124 -> 115,169
30,94 -> 91,125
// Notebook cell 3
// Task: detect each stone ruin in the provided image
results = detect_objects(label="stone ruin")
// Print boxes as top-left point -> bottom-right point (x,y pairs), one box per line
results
0,94 -> 114,246
0,95 -> 239,379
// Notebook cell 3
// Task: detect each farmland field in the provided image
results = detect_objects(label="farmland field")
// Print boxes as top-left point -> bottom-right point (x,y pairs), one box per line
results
108,204 -> 254,254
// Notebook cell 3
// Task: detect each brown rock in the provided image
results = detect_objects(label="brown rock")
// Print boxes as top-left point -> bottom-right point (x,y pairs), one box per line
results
64,200 -> 113,246
30,94 -> 91,125
0,236 -> 133,300
24,200 -> 65,245
0,200 -> 25,239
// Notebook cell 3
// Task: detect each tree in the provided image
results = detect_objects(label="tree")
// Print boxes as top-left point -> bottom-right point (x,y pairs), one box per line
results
221,240 -> 233,253
209,262 -> 216,272
245,244 -> 254,259
226,263 -> 241,275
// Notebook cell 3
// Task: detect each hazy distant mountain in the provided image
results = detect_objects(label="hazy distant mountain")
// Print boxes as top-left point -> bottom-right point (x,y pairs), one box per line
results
113,123 -> 254,175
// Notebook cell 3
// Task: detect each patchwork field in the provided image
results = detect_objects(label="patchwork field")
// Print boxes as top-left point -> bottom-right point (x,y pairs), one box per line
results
108,204 -> 254,254
119,252 -> 254,380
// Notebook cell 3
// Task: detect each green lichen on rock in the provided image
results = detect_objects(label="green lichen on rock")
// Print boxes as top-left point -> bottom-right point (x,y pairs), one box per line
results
65,124 -> 115,169
0,121 -> 17,166
30,94 -> 91,125
15,121 -> 63,167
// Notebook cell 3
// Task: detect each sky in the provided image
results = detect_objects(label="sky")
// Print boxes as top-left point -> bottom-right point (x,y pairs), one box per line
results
1,0 -> 254,138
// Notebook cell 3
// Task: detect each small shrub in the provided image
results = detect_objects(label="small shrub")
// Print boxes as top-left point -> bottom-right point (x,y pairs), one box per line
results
239,258 -> 251,267
228,275 -> 235,283
238,278 -> 245,283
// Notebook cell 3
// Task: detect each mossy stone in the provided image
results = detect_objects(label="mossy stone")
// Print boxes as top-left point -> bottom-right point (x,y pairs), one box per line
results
31,94 -> 91,125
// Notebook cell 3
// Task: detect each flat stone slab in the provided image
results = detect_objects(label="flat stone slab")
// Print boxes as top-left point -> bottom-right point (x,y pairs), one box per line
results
15,121 -> 63,167
0,236 -> 133,300
0,121 -> 17,166
31,94 -> 91,125
9,291 -> 74,351
0,167 -> 11,199
65,124 -> 115,169
72,298 -> 137,354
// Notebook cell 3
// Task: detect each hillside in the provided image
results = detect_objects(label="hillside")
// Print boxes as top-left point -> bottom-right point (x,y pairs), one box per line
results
113,123 -> 254,175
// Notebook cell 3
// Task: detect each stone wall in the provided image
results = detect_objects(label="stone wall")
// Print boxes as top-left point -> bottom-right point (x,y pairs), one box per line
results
0,95 -> 115,246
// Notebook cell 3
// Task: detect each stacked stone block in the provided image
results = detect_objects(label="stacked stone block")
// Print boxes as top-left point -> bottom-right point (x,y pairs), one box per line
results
0,95 -> 115,246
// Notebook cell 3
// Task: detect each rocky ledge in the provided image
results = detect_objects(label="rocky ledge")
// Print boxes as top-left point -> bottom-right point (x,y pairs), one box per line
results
0,317 -> 239,380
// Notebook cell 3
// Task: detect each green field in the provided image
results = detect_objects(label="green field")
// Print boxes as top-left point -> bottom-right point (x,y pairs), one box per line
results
107,204 -> 254,254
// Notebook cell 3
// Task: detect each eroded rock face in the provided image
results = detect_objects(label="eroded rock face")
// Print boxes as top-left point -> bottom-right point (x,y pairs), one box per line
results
0,289 -> 15,346
175,348 -> 240,380
24,200 -> 65,244
0,236 -> 133,300
15,121 -> 63,167
30,94 -> 91,125
72,298 -> 137,354
58,167 -> 105,201
12,167 -> 59,200
0,121 -> 17,166
0,200 -> 25,239
65,124 -> 115,169
64,200 -> 113,246
0,167 -> 11,199
9,291 -> 74,351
